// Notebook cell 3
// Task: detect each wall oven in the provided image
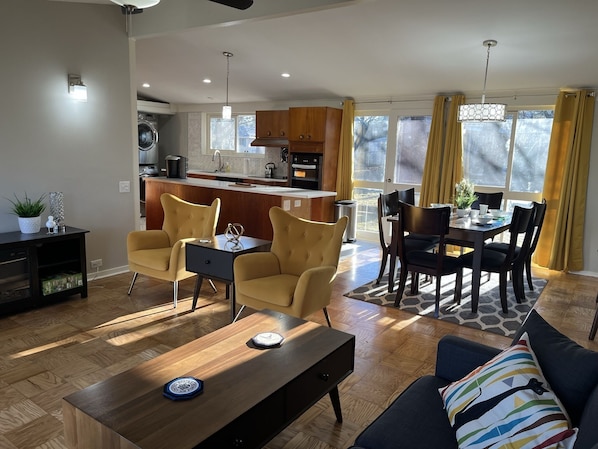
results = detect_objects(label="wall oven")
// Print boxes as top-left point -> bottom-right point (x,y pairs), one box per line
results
290,153 -> 322,190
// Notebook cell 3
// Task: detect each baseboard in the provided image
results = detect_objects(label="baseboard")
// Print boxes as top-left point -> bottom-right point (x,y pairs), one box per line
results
87,265 -> 129,281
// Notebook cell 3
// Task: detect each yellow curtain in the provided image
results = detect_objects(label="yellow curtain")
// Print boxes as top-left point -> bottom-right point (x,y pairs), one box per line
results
420,95 -> 465,206
438,95 -> 465,204
336,99 -> 355,200
535,90 -> 595,271
419,96 -> 447,206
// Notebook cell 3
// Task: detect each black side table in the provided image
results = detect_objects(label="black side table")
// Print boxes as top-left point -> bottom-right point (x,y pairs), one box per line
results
185,235 -> 271,321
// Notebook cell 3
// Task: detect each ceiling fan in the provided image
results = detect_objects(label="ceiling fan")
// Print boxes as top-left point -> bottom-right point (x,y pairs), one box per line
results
110,0 -> 253,14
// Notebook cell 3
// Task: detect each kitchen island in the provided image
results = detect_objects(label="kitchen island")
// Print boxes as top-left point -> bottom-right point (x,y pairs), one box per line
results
144,177 -> 337,240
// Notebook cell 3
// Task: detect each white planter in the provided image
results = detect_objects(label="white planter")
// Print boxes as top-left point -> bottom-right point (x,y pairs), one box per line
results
456,208 -> 470,218
18,216 -> 42,234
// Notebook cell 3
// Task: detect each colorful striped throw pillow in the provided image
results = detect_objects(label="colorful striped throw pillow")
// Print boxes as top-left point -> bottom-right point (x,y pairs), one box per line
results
438,332 -> 577,449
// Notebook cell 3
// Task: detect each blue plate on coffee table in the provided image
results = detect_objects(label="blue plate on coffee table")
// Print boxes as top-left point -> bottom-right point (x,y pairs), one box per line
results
163,377 -> 204,401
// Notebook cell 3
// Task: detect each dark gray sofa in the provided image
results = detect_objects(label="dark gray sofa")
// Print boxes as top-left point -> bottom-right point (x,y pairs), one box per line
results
349,310 -> 598,449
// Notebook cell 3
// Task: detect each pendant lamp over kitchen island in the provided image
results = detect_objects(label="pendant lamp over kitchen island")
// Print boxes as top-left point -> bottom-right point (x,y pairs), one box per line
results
222,51 -> 233,120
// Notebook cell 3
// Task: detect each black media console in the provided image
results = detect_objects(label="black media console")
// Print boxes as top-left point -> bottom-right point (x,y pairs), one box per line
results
0,226 -> 89,315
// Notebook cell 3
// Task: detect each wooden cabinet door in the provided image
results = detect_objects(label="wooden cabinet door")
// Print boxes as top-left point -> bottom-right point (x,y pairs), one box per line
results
256,110 -> 289,139
289,107 -> 328,142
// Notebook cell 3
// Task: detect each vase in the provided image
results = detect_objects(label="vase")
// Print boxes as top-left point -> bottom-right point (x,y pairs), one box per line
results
456,208 -> 470,218
18,216 -> 41,234
49,192 -> 65,226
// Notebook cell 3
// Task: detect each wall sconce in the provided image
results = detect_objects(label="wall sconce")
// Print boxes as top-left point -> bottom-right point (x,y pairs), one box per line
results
68,74 -> 87,102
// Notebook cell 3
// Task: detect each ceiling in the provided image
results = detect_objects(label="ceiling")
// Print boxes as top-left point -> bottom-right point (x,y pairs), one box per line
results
53,0 -> 598,106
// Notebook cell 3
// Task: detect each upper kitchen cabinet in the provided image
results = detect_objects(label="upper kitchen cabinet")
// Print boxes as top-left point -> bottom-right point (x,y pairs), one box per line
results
251,110 -> 289,147
288,107 -> 342,154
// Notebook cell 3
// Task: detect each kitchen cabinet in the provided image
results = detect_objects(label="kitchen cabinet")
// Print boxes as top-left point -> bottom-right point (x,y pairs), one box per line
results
255,110 -> 289,144
288,107 -> 342,146
0,227 -> 88,315
288,107 -> 342,192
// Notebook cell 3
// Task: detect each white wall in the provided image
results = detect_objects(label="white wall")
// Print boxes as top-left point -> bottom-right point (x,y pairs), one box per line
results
0,0 -> 136,275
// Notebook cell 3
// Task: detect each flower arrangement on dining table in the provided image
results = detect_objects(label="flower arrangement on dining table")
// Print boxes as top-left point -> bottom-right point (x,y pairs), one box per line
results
454,178 -> 478,209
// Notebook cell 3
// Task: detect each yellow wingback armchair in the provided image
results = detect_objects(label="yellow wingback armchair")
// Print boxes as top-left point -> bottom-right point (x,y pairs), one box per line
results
127,194 -> 220,308
233,206 -> 348,326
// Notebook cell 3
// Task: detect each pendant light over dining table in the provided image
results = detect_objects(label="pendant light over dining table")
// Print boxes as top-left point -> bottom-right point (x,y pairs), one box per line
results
458,40 -> 506,122
222,51 -> 233,120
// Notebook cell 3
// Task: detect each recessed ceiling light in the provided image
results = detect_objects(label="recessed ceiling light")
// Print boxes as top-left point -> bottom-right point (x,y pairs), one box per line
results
281,73 -> 291,78
203,78 -> 212,84
142,82 -> 150,88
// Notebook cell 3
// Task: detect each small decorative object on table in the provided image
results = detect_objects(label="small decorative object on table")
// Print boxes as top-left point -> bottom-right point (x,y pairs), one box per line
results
454,178 -> 478,217
49,192 -> 65,231
224,222 -> 245,248
163,377 -> 204,401
46,215 -> 56,233
251,332 -> 284,348
5,192 -> 46,234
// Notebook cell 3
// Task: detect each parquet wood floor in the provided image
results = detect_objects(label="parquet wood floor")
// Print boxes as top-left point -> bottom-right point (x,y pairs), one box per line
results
0,240 -> 596,449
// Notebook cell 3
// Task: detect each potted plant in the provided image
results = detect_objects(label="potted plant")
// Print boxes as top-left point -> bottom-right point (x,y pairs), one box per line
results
454,179 -> 477,217
6,193 -> 47,233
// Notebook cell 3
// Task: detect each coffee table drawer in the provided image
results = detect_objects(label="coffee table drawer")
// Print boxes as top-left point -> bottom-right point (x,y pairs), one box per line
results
285,337 -> 354,417
186,246 -> 233,280
195,389 -> 285,449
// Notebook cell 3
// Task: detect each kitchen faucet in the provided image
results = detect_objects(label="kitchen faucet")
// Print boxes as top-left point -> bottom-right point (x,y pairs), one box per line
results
212,150 -> 224,172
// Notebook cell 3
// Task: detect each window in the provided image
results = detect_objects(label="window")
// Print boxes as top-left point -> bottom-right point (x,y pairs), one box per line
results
462,109 -> 553,207
353,116 -> 388,182
209,114 -> 264,155
394,116 -> 432,184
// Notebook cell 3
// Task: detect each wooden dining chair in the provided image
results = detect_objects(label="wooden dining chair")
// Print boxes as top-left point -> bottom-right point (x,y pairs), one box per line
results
376,191 -> 437,284
398,187 -> 440,237
472,192 -> 503,210
485,199 -> 547,296
394,202 -> 464,318
459,205 -> 534,313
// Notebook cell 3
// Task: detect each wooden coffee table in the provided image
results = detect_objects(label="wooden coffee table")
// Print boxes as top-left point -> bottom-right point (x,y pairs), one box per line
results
62,310 -> 355,449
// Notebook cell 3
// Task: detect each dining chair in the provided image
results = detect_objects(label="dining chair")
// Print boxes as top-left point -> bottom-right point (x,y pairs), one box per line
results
394,202 -> 464,318
376,191 -> 437,284
459,205 -> 534,313
472,191 -> 503,210
485,199 -> 547,294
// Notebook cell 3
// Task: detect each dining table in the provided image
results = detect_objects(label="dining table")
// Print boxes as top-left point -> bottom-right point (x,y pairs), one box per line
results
387,212 -> 512,313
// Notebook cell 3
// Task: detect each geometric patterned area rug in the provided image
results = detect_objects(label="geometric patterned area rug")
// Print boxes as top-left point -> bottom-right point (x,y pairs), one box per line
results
344,273 -> 547,338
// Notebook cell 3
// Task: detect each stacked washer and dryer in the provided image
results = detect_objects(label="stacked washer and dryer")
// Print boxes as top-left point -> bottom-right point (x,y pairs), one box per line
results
138,113 -> 159,217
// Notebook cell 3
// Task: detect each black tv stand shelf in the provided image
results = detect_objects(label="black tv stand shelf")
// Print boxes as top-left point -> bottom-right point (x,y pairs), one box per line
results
0,226 -> 89,315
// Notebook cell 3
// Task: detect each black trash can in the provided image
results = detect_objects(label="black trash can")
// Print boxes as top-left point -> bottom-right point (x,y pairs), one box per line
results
334,200 -> 357,243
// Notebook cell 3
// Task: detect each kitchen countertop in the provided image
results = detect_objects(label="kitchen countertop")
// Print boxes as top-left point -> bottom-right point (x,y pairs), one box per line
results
146,176 -> 337,198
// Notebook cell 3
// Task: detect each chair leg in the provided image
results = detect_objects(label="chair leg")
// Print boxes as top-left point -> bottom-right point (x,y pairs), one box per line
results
499,272 -> 508,314
526,257 -> 534,290
589,294 -> 598,341
323,307 -> 332,327
434,275 -> 442,318
127,272 -> 138,295
208,279 -> 217,293
233,305 -> 246,323
394,268 -> 409,307
376,249 -> 389,284
454,269 -> 463,306
513,264 -> 525,302
173,281 -> 178,308
410,272 -> 420,295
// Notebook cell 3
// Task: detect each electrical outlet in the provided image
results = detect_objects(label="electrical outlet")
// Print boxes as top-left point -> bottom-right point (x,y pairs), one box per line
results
119,181 -> 130,193
90,259 -> 103,269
